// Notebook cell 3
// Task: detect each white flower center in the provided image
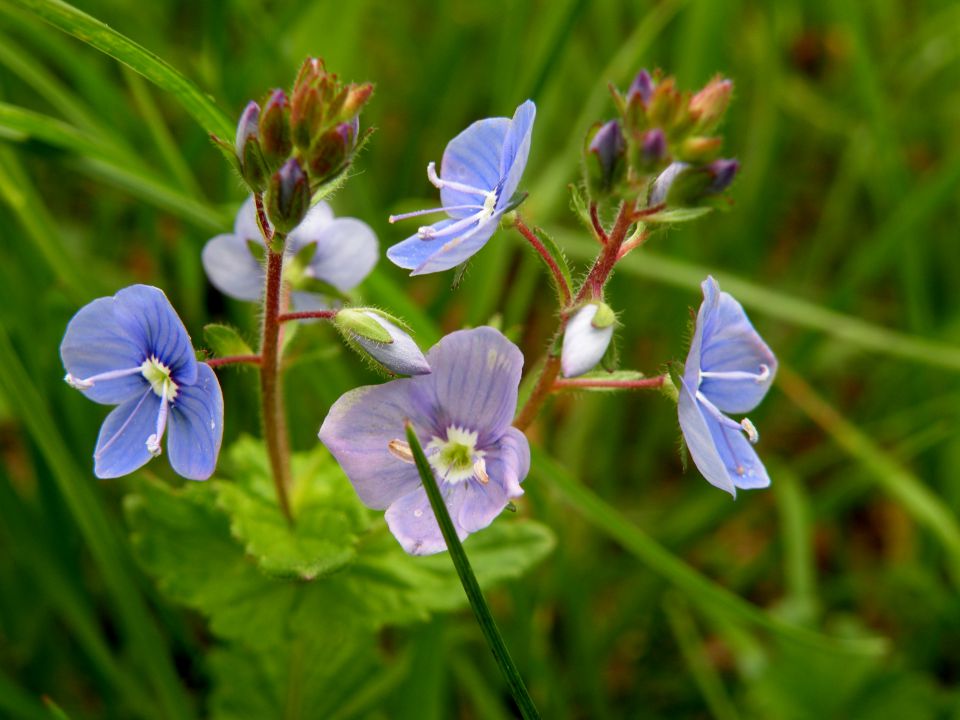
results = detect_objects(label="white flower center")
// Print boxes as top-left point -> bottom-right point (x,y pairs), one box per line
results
140,356 -> 178,401
426,425 -> 486,484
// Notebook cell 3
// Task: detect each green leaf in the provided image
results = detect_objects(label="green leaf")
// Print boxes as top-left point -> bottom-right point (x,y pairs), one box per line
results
214,437 -> 369,580
641,206 -> 713,224
14,0 -> 235,141
203,324 -> 254,359
568,182 -> 593,231
527,223 -> 574,304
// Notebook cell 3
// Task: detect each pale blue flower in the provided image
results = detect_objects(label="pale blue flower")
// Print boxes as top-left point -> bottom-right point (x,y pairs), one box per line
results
678,276 -> 777,496
387,101 -> 536,275
319,327 -> 529,555
60,285 -> 223,480
202,196 -> 377,311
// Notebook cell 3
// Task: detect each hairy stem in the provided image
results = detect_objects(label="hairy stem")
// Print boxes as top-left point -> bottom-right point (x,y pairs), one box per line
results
278,310 -> 337,323
553,374 -> 666,391
205,354 -> 262,368
514,218 -> 572,306
256,193 -> 293,522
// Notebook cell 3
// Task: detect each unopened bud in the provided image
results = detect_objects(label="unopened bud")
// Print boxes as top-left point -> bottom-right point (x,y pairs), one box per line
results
336,309 -> 431,376
649,159 -> 739,207
236,101 -> 267,191
677,135 -> 722,163
584,120 -> 625,196
706,158 -> 739,193
561,302 -> 616,378
689,77 -> 733,133
627,69 -> 655,106
634,128 -> 668,172
308,119 -> 358,182
266,158 -> 309,233
342,83 -> 374,118
259,89 -> 292,171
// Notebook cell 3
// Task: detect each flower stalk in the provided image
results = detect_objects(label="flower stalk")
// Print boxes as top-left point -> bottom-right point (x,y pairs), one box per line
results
278,310 -> 337,323
255,193 -> 293,521
514,218 -> 572,306
205,355 -> 262,368
553,375 -> 666,391
403,422 -> 541,720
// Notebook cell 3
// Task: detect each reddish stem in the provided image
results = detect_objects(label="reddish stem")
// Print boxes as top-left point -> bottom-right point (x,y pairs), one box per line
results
206,354 -> 261,368
553,375 -> 666,391
589,202 -> 608,244
278,310 -> 337,323
255,193 -> 293,522
514,218 -> 572,306
576,202 -> 635,301
514,355 -> 562,432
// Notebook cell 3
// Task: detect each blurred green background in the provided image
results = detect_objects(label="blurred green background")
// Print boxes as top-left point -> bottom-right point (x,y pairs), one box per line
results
2,0 -> 960,718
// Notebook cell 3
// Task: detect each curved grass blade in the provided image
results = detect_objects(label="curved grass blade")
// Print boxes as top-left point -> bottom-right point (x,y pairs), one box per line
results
11,0 -> 235,141
529,446 -> 887,657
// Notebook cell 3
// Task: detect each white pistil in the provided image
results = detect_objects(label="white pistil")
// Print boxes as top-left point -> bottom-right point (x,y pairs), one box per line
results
146,384 -> 170,457
140,357 -> 178,458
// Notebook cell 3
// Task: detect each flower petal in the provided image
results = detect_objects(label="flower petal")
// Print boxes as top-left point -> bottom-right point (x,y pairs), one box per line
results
439,117 -> 510,215
497,100 -> 535,210
233,195 -> 263,241
93,389 -> 161,478
302,217 -> 378,291
290,291 -> 333,314
201,233 -> 264,302
111,285 -> 198,385
386,218 -> 465,271
385,483 -> 469,555
353,313 -> 431,376
678,379 -> 736,496
561,304 -> 614,378
319,382 -> 440,509
285,201 -> 334,247
167,364 -> 224,480
697,277 -> 777,413
411,219 -> 499,276
422,327 -> 523,445
60,297 -> 149,404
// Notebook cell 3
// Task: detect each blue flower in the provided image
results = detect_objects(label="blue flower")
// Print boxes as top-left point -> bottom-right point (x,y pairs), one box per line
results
202,196 -> 378,312
678,276 -> 777,496
319,327 -> 529,555
386,100 -> 536,275
60,285 -> 223,480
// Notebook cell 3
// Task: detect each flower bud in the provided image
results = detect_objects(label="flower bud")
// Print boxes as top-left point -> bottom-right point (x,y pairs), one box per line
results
266,158 -> 310,234
676,135 -> 722,163
235,101 -> 267,191
259,89 -> 292,171
631,127 -> 667,173
649,159 -> 739,207
342,83 -> 374,118
689,77 -> 733,133
706,158 -> 739,193
308,118 -> 358,183
335,309 -> 431,376
583,120 -> 625,196
627,69 -> 655,106
561,302 -> 616,378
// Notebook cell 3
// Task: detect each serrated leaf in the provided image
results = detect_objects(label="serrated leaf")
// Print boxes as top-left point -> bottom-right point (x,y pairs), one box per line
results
642,206 -> 713,224
214,437 -> 369,580
204,324 -> 254,358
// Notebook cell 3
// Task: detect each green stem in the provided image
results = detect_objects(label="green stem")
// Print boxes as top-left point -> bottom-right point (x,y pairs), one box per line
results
404,423 -> 541,720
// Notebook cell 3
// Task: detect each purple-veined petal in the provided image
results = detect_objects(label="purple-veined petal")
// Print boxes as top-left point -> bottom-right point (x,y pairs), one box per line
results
303,217 -> 378,291
459,426 -> 529,533
678,379 -> 736,496
167,364 -> 224,480
561,304 -> 614,378
496,100 -> 535,210
439,117 -> 510,215
385,483 -> 469,556
422,327 -> 523,445
411,218 -> 499,275
201,233 -> 265,302
93,389 -> 161,478
60,297 -> 149,405
111,285 -> 197,385
319,381 -> 440,509
696,277 -> 777,414
353,313 -> 431,376
386,218 -> 464,271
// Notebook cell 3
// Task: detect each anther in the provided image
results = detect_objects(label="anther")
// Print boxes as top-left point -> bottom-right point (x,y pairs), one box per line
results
740,418 -> 759,444
388,439 -> 415,463
474,458 -> 489,484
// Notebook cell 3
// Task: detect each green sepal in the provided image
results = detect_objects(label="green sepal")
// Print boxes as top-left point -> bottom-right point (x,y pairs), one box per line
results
335,308 -> 393,343
590,301 -> 616,329
203,324 -> 254,358
500,190 -> 528,214
642,206 -> 713,224
245,238 -> 267,263
568,182 -> 593,231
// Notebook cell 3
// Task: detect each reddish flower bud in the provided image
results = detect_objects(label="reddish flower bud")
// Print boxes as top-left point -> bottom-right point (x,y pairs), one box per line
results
266,158 -> 310,234
259,89 -> 292,171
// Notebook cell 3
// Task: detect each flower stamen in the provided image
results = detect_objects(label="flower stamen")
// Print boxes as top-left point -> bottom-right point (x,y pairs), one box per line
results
64,365 -> 144,390
426,161 -> 491,198
699,363 -> 770,385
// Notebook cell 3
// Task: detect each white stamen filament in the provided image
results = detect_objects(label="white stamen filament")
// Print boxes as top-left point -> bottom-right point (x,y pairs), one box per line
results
426,161 -> 491,197
418,190 -> 499,240
699,363 -> 770,385
64,365 -> 144,390
146,384 -> 171,457
389,204 -> 485,223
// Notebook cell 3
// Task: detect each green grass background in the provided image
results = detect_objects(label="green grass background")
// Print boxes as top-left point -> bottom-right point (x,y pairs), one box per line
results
1,0 -> 959,717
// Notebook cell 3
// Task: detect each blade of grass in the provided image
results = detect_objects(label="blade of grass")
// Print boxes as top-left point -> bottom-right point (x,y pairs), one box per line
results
529,446 -> 887,657
776,364 -> 960,586
559,234 -> 960,373
11,0 -> 234,141
0,326 -> 193,720
404,422 -> 540,720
